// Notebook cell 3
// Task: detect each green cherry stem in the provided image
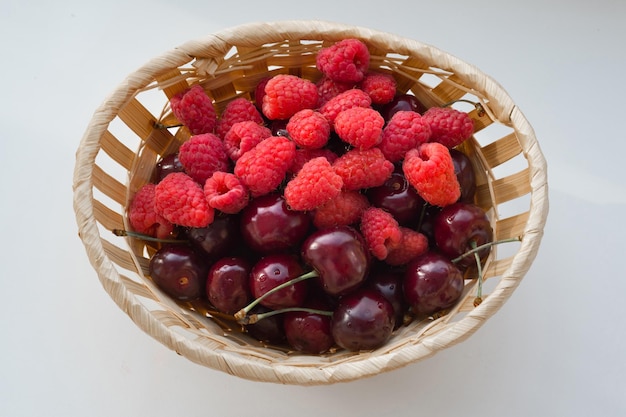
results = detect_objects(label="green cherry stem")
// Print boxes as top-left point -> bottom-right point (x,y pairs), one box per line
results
243,307 -> 333,325
234,269 -> 320,323
450,236 -> 521,264
472,245 -> 484,307
112,229 -> 186,244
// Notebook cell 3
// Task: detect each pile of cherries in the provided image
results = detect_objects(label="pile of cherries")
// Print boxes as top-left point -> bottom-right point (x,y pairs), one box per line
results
141,94 -> 506,355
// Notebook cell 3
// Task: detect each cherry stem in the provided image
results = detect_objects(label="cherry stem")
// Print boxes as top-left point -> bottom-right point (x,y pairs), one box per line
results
154,122 -> 183,129
234,269 -> 320,322
473,245 -> 483,307
450,236 -> 521,264
441,99 -> 486,116
242,307 -> 333,325
112,229 -> 186,244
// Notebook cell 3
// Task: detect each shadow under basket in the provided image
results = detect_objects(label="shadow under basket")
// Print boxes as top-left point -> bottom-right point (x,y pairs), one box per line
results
72,20 -> 549,385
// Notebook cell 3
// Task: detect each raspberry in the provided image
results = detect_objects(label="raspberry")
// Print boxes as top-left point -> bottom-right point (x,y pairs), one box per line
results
332,148 -> 394,191
385,227 -> 429,266
284,157 -> 344,212
316,38 -> 370,84
402,143 -> 461,207
288,148 -> 339,175
334,107 -> 384,150
234,136 -> 296,197
128,183 -> 174,239
178,133 -> 230,185
204,171 -> 249,214
261,74 -> 318,120
359,207 -> 402,260
215,97 -> 265,139
313,190 -> 370,230
155,172 -> 214,228
316,75 -> 354,107
422,106 -> 474,148
286,109 -> 330,149
319,89 -> 372,126
358,72 -> 397,105
170,84 -> 218,135
379,111 -> 431,162
223,120 -> 272,162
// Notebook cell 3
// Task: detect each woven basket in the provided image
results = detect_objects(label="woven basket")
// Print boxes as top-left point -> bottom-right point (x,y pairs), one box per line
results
73,20 -> 548,385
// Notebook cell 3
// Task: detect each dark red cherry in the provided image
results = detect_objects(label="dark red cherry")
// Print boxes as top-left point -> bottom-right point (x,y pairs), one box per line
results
403,251 -> 464,315
366,168 -> 425,226
245,304 -> 286,345
301,226 -> 370,296
148,244 -> 209,302
155,153 -> 184,183
366,268 -> 407,329
449,148 -> 476,203
331,288 -> 396,351
378,94 -> 427,122
206,256 -> 252,315
186,213 -> 241,261
240,193 -> 311,254
249,253 -> 308,310
433,202 -> 493,268
283,298 -> 334,354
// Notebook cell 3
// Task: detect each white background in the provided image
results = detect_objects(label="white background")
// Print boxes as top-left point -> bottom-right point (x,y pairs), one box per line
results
1,1 -> 625,416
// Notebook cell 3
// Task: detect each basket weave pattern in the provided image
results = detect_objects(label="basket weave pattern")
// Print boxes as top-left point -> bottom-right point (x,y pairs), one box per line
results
73,20 -> 548,385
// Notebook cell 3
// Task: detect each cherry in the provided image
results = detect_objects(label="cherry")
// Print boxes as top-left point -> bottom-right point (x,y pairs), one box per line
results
433,202 -> 493,268
378,93 -> 427,122
331,288 -> 396,351
245,304 -> 286,345
185,213 -> 241,261
366,167 -> 425,226
366,267 -> 407,329
248,253 -> 309,310
449,148 -> 476,203
283,298 -> 335,354
403,251 -> 464,316
240,193 -> 312,254
206,256 -> 252,315
301,226 -> 370,296
155,153 -> 184,183
148,244 -> 209,302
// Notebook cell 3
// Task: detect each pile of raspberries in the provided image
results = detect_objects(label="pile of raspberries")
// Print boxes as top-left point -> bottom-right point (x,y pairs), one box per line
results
129,38 -> 475,266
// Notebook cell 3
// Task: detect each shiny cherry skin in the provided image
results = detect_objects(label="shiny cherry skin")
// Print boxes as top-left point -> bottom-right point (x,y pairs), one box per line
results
433,202 -> 493,268
301,226 -> 370,296
249,253 -> 308,310
283,298 -> 334,354
186,213 -> 241,261
331,288 -> 396,351
206,256 -> 252,315
449,148 -> 476,203
148,244 -> 209,302
245,304 -> 286,345
366,267 -> 407,329
240,193 -> 311,254
403,251 -> 465,316
366,168 -> 425,226
378,93 -> 427,122
155,153 -> 184,183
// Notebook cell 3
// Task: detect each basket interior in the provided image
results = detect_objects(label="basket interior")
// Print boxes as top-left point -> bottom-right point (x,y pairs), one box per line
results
74,22 -> 546,385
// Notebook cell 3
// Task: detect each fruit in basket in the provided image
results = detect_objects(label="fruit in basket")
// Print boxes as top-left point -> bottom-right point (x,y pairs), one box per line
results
378,93 -> 428,120
423,106 -> 474,149
155,153 -> 184,182
261,74 -> 319,120
178,133 -> 230,184
283,298 -> 335,354
185,213 -> 240,261
379,110 -> 431,163
128,183 -> 174,239
206,256 -> 252,314
169,84 -> 218,135
249,253 -> 309,310
149,244 -> 210,301
154,172 -> 214,228
450,148 -> 477,203
366,168 -> 425,227
283,156 -> 343,211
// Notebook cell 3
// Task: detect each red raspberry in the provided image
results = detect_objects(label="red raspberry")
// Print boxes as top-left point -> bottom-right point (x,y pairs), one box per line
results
253,77 -> 271,112
170,85 -> 218,135
332,148 -> 394,191
379,111 -> 431,162
128,183 -> 174,239
316,38 -> 370,84
402,143 -> 461,207
316,75 -> 354,107
215,97 -> 265,139
204,171 -> 249,214
178,133 -> 230,185
284,157 -> 344,211
288,148 -> 339,175
261,74 -> 318,120
359,207 -> 402,260
234,136 -> 296,197
155,172 -> 214,228
223,120 -> 272,162
422,106 -> 474,148
286,109 -> 330,149
319,89 -> 371,126
358,72 -> 397,105
313,190 -> 370,230
334,107 -> 384,150
385,227 -> 429,266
